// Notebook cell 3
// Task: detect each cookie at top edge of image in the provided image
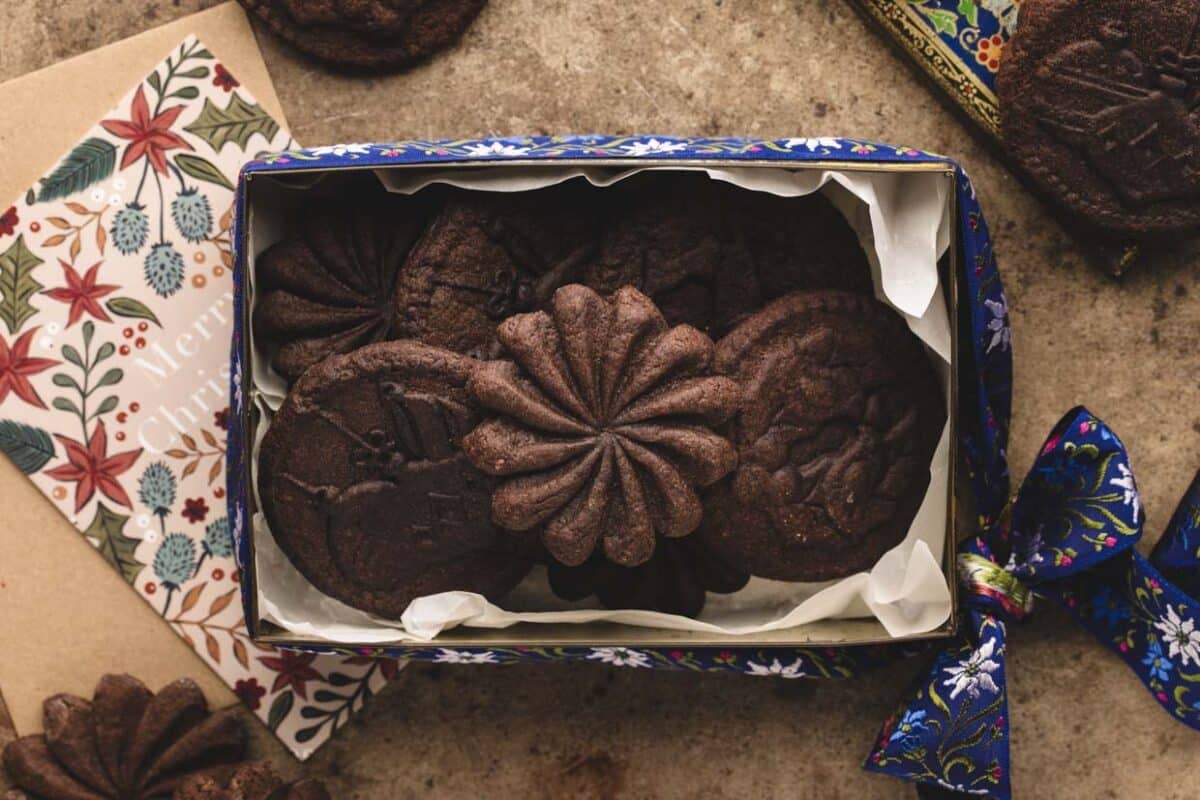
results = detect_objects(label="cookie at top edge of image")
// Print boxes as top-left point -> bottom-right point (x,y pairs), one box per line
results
697,290 -> 945,583
258,340 -> 532,619
997,0 -> 1200,238
238,0 -> 488,72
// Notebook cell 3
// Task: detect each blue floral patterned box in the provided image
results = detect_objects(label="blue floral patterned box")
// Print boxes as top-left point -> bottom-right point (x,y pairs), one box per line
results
847,0 -> 1019,140
227,136 -> 1011,660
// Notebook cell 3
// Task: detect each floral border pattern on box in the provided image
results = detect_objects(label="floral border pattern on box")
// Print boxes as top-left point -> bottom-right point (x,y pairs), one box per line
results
0,36 -> 392,760
847,0 -> 1022,138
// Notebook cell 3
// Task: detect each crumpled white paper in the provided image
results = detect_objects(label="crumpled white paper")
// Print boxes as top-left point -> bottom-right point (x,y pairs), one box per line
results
247,162 -> 955,643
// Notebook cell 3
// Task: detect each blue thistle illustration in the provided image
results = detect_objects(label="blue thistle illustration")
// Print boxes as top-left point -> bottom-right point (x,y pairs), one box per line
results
145,242 -> 185,298
138,461 -> 176,533
171,187 -> 213,244
153,532 -> 196,616
111,203 -> 149,255
203,516 -> 233,558
193,515 -> 232,577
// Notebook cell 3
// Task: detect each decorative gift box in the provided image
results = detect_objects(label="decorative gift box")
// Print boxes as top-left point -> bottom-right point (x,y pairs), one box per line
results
227,135 -> 1012,659
846,0 -> 1014,140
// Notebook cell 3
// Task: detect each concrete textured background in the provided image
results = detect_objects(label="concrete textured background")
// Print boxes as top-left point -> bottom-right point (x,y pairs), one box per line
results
3,1 -> 1199,798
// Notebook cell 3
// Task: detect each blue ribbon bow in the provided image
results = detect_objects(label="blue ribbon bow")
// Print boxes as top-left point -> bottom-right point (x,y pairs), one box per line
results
864,407 -> 1200,798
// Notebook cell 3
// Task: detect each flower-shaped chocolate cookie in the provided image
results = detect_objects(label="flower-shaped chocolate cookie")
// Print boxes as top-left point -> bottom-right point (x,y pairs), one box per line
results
462,284 -> 740,567
255,188 -> 433,381
2,674 -> 245,800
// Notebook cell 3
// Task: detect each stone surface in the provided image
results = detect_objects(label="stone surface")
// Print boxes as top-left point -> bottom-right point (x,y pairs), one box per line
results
2,0 -> 1199,798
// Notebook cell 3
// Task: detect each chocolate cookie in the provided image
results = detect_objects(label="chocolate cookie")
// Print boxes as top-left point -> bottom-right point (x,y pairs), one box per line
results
258,340 -> 531,618
699,291 -> 944,582
2,674 -> 245,800
175,763 -> 331,800
238,0 -> 487,72
393,181 -> 601,360
547,536 -> 749,618
585,174 -> 873,337
256,189 -> 433,381
461,284 -> 741,568
998,0 -> 1200,236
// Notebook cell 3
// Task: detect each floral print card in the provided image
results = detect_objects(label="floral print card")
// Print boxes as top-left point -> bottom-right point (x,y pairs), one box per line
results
0,36 -> 391,759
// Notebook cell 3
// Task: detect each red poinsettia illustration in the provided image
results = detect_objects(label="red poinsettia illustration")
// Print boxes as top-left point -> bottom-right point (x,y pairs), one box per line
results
100,85 -> 192,175
45,419 -> 143,512
259,650 -> 323,700
213,64 -> 240,91
43,260 -> 118,326
0,328 -> 58,409
0,206 -> 17,236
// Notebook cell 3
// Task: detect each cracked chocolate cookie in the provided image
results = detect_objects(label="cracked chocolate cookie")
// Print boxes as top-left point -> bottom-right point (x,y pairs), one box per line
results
238,0 -> 487,72
258,340 -> 531,618
699,291 -> 944,582
585,173 -> 874,337
175,763 -> 331,800
462,284 -> 741,568
255,189 -> 434,382
999,0 -> 1200,236
393,181 -> 601,360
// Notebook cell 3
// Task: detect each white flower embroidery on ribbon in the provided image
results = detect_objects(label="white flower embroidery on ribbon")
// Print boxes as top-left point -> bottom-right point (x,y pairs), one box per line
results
783,137 -> 842,152
619,138 -> 689,156
934,779 -> 992,796
942,637 -> 1001,700
984,295 -> 1010,353
745,658 -> 806,678
463,141 -> 531,157
1154,605 -> 1200,667
308,143 -> 372,158
586,647 -> 653,668
1109,463 -> 1141,525
432,648 -> 499,664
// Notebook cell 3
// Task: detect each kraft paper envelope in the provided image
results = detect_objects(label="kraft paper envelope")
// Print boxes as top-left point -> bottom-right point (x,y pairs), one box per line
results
0,2 -> 390,759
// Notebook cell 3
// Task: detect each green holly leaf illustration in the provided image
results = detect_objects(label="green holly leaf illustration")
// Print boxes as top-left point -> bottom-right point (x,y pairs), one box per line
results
36,137 -> 117,203
84,502 -> 145,586
921,8 -> 959,36
174,153 -> 234,191
184,94 -> 279,152
0,234 -> 45,334
0,419 -> 55,474
106,296 -> 163,328
957,0 -> 978,26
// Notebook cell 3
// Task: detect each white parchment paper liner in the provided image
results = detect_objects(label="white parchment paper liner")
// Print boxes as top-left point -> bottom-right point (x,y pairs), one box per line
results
247,163 -> 955,643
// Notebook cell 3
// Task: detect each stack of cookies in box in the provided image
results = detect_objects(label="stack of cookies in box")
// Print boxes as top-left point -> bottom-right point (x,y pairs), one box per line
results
255,174 -> 944,619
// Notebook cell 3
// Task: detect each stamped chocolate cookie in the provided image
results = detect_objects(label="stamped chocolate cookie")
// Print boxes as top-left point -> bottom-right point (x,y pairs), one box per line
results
547,536 -> 749,618
462,284 -> 741,568
258,341 -> 530,618
999,0 -> 1200,236
585,174 -> 873,337
393,181 -> 600,360
699,291 -> 944,582
255,190 -> 433,382
238,0 -> 487,72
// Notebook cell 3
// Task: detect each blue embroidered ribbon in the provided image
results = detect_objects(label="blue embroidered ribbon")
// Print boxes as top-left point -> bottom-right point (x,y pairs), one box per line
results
864,407 -> 1200,799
